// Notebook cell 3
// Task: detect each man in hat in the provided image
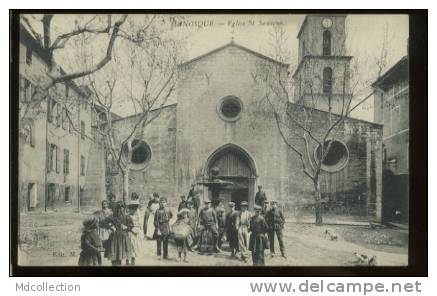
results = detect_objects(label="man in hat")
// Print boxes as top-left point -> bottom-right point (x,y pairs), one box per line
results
266,200 -> 286,258
249,205 -> 269,266
178,195 -> 188,211
261,200 -> 270,218
237,201 -> 251,262
198,199 -> 221,253
225,201 -> 240,257
255,185 -> 267,207
154,197 -> 173,259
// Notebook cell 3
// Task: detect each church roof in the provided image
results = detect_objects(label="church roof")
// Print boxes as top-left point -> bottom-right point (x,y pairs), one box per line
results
179,41 -> 289,68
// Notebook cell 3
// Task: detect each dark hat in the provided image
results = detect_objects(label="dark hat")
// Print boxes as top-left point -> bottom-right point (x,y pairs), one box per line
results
254,205 -> 262,211
83,216 -> 98,230
204,199 -> 212,204
263,200 -> 269,204
153,192 -> 159,197
180,195 -> 186,199
258,185 -> 263,188
159,197 -> 167,202
240,201 -> 248,206
228,201 -> 235,207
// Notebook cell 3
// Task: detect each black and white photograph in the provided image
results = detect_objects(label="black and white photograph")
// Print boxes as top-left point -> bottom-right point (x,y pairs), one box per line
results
10,11 -> 424,272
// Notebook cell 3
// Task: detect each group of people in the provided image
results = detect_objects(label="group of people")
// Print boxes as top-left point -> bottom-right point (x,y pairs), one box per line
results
78,193 -> 145,266
77,184 -> 286,267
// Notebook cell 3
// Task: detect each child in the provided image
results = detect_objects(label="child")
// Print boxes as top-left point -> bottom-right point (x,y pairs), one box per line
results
78,216 -> 104,266
154,197 -> 173,260
172,209 -> 191,262
249,205 -> 269,266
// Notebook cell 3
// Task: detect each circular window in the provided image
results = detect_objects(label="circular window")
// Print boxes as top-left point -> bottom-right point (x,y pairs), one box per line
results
217,96 -> 243,122
122,139 -> 151,170
314,140 -> 349,173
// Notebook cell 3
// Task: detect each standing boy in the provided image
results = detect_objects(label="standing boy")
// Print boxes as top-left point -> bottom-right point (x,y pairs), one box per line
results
154,197 -> 173,260
249,205 -> 269,266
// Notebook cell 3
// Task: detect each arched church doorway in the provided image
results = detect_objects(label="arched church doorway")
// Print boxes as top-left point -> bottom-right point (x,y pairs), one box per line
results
204,144 -> 257,210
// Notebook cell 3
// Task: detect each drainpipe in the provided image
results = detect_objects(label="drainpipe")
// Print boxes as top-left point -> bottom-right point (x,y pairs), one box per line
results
44,98 -> 49,212
77,100 -> 81,213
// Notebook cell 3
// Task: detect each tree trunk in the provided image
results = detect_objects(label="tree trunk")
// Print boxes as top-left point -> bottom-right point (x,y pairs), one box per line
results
313,178 -> 323,226
122,169 -> 129,203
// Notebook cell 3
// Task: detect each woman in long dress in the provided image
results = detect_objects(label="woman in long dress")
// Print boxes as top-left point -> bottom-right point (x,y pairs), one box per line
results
127,197 -> 144,265
145,193 -> 160,239
105,201 -> 134,266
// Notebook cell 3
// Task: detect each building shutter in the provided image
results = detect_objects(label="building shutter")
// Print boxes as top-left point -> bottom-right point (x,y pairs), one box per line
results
56,146 -> 61,173
30,124 -> 35,147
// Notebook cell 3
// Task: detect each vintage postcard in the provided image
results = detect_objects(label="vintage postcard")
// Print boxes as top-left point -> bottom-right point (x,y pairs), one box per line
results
13,12 -> 412,269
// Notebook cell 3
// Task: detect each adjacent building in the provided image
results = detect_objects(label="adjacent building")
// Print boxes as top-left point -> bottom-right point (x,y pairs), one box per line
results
18,23 -> 108,212
373,56 -> 409,223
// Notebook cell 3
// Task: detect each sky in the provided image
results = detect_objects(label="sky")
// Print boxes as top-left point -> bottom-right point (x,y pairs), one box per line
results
25,14 -> 409,120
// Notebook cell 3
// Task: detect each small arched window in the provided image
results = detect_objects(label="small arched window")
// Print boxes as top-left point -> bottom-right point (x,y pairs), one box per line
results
323,67 -> 333,94
323,30 -> 331,56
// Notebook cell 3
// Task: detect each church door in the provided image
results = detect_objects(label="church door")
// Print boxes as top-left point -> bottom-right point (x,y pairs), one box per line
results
206,145 -> 256,209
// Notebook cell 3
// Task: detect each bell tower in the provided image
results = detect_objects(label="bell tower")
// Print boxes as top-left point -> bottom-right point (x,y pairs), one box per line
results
293,15 -> 352,114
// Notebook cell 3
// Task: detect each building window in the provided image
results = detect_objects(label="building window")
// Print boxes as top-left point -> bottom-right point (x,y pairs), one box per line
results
64,186 -> 70,202
315,139 -> 349,172
48,99 -> 55,123
390,105 -> 401,135
56,104 -> 62,127
48,143 -> 58,172
56,146 -> 61,173
19,76 -> 32,102
26,46 -> 32,65
63,149 -> 70,175
323,67 -> 333,94
29,124 -> 35,147
80,155 -> 85,176
80,121 -> 85,140
218,96 -> 243,122
323,30 -> 332,56
62,107 -> 68,130
65,84 -> 69,98
302,40 -> 306,57
122,139 -> 152,170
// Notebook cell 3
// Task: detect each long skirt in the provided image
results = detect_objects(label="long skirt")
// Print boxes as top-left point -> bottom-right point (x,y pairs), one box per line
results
128,232 -> 145,258
146,215 -> 156,239
105,231 -> 133,261
78,250 -> 101,266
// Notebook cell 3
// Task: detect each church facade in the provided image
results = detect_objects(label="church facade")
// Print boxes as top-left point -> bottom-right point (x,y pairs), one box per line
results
96,15 -> 383,220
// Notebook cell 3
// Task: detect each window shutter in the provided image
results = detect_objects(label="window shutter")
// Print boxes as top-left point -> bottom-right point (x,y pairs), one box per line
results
56,146 -> 60,173
30,124 -> 35,147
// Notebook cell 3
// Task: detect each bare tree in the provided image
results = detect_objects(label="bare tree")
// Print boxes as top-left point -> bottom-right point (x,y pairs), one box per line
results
85,21 -> 181,202
251,24 -> 387,225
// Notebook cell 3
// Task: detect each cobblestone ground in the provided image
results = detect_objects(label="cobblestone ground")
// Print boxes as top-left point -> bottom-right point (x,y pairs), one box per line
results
18,210 -> 408,267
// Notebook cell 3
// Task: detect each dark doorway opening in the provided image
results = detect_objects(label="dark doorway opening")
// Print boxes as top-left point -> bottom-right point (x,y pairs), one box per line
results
205,144 -> 257,209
